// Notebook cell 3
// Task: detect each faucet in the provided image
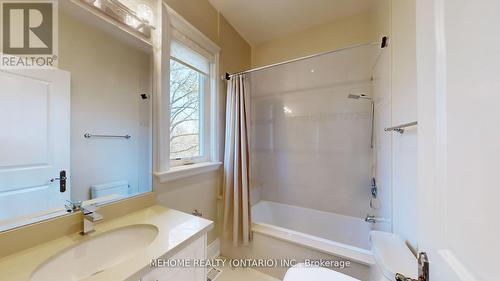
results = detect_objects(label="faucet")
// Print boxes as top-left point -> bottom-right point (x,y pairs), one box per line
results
365,214 -> 378,224
65,200 -> 82,213
81,204 -> 103,235
371,177 -> 377,198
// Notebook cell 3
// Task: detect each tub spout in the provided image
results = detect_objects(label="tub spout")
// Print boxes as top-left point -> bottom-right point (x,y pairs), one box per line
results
365,214 -> 378,223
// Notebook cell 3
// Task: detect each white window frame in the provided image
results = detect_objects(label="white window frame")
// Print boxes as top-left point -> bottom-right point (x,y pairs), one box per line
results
169,57 -> 210,167
154,4 -> 221,183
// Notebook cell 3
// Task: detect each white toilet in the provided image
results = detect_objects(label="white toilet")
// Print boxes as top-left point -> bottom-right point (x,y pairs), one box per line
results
90,180 -> 129,199
283,231 -> 417,281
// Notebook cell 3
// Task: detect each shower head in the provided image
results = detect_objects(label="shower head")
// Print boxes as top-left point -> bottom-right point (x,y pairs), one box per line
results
348,93 -> 372,100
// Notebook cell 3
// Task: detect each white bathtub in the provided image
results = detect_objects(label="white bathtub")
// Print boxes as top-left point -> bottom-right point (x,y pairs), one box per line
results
252,200 -> 374,265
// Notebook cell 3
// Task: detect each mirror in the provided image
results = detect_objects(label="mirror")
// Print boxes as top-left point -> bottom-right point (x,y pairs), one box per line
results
0,1 -> 154,230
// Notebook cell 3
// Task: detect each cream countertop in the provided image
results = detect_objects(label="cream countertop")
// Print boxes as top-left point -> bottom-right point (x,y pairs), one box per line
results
0,205 -> 213,281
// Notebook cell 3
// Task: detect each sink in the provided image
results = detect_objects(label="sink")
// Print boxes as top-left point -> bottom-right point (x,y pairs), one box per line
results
31,224 -> 158,281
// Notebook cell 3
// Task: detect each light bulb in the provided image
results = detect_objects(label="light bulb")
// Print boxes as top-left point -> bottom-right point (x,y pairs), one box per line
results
137,4 -> 154,25
125,14 -> 140,29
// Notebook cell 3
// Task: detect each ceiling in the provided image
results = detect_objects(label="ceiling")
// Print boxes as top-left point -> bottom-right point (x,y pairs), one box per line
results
208,0 -> 374,45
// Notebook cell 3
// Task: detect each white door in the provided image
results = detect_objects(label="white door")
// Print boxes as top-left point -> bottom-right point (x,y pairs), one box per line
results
417,0 -> 499,280
0,69 -> 70,223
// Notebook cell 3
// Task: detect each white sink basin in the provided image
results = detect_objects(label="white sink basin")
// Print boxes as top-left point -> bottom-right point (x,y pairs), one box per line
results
31,224 -> 158,281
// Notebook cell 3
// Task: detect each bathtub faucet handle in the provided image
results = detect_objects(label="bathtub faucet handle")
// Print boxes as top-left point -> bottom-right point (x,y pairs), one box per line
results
371,177 -> 377,198
365,214 -> 377,223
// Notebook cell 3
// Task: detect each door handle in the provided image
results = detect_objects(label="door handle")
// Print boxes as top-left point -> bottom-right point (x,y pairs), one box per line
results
50,170 -> 67,193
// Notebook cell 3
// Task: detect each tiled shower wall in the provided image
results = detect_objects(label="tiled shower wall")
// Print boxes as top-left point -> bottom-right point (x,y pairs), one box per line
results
249,46 -> 381,218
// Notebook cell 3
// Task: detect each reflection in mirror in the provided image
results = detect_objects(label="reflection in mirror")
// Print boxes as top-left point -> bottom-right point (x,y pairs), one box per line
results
0,1 -> 153,230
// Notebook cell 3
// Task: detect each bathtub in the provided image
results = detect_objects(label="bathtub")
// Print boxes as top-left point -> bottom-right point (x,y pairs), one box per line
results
252,200 -> 374,264
248,200 -> 375,280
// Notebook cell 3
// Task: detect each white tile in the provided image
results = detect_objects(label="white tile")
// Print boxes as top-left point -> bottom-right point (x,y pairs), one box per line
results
249,46 -> 378,218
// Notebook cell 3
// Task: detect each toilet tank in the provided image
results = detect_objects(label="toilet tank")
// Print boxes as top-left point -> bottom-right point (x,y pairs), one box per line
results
368,231 -> 417,281
90,180 -> 129,199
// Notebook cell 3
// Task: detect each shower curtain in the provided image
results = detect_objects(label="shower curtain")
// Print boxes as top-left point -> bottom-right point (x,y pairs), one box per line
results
222,74 -> 252,246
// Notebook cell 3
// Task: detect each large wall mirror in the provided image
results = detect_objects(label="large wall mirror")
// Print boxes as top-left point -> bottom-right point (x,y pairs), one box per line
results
0,0 -> 155,231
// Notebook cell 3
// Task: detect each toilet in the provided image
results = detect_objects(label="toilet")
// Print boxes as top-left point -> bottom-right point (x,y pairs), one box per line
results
90,180 -> 129,199
368,231 -> 417,281
283,231 -> 417,281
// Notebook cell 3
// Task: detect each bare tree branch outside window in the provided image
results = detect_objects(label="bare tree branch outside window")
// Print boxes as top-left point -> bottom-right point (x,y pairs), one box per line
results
169,60 -> 205,160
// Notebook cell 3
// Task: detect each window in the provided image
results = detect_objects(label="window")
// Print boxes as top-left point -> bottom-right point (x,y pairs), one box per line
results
169,59 -> 207,162
154,8 -> 222,182
169,40 -> 212,167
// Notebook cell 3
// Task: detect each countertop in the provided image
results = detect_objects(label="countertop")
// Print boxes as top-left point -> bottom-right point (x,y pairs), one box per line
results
0,205 -> 213,281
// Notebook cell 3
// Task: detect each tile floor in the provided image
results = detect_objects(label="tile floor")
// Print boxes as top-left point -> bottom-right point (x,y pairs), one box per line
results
217,266 -> 280,281
215,256 -> 281,281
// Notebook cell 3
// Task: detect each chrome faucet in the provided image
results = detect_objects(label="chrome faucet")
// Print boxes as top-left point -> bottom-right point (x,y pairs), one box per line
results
365,214 -> 378,224
81,204 -> 103,235
65,200 -> 82,212
370,177 -> 377,198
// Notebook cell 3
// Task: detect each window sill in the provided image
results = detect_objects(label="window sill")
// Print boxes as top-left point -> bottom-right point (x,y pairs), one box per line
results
154,162 -> 222,183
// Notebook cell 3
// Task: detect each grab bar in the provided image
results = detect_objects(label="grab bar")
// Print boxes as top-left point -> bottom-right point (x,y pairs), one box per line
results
384,121 -> 417,134
84,133 -> 131,139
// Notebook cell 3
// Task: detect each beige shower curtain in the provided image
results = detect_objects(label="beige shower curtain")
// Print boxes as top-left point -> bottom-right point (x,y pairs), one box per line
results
222,74 -> 251,246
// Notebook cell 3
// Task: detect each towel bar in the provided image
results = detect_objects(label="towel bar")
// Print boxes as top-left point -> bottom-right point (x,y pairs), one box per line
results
384,121 -> 417,134
84,133 -> 131,139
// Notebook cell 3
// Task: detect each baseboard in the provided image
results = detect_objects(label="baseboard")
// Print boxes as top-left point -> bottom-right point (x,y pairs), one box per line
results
207,238 -> 220,259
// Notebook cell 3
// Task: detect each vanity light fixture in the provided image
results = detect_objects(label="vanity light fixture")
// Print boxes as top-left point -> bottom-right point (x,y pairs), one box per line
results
80,0 -> 155,39
137,4 -> 154,25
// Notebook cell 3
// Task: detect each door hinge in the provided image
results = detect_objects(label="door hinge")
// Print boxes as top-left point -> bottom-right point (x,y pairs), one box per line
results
395,252 -> 429,281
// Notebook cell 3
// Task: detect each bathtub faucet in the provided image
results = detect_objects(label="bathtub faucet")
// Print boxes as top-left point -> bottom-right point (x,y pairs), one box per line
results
365,214 -> 378,223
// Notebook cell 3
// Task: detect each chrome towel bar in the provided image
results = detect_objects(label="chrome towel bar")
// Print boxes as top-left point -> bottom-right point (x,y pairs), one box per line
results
84,133 -> 131,139
384,121 -> 417,134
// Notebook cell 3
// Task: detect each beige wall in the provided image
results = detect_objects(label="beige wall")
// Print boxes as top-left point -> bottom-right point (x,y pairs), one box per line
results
156,0 -> 252,244
163,0 -> 219,44
251,11 -> 374,67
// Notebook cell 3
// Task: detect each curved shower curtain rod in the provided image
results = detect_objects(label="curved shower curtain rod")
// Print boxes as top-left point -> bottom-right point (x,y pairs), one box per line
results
223,36 -> 389,81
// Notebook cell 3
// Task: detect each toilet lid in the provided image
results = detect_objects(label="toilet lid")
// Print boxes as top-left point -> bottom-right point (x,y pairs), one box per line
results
283,264 -> 360,281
